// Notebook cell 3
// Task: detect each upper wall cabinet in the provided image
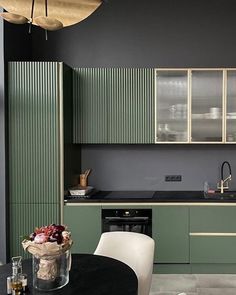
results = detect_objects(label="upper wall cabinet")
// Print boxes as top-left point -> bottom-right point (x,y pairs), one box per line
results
226,70 -> 236,143
107,69 -> 154,144
155,68 -> 236,144
155,70 -> 189,143
73,68 -> 155,144
73,68 -> 108,144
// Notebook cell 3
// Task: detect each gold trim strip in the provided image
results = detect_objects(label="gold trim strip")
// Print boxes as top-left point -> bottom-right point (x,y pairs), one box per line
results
59,63 -> 64,224
188,69 -> 191,143
64,202 -> 236,207
190,232 -> 236,236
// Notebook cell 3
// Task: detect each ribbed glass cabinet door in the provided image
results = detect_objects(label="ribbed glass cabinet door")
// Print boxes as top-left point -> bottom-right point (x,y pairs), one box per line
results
226,70 -> 236,143
155,70 -> 188,143
191,70 -> 223,142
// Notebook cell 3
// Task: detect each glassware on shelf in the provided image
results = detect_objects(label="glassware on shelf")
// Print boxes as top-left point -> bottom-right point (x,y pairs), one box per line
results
157,123 -> 170,141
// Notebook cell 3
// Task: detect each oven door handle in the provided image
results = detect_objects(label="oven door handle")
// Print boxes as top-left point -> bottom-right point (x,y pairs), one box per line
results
104,217 -> 149,222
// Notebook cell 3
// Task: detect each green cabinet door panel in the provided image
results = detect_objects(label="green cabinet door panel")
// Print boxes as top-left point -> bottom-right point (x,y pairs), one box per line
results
73,68 -> 155,144
107,68 -> 155,143
190,206 -> 236,264
190,206 -> 236,232
152,206 -> 189,263
190,236 -> 236,263
10,203 -> 60,258
8,62 -> 61,204
64,206 -> 101,254
73,68 -> 108,143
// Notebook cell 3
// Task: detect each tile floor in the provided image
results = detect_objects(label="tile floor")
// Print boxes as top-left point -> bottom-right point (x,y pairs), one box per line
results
150,274 -> 236,295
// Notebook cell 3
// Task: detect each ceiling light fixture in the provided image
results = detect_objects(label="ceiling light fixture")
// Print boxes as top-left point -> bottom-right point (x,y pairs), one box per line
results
0,0 -> 102,37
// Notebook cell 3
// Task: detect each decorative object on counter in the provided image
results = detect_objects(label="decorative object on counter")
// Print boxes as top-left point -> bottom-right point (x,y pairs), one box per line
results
22,224 -> 73,291
69,185 -> 94,197
0,0 -> 102,38
203,181 -> 216,198
7,256 -> 28,295
80,169 -> 92,187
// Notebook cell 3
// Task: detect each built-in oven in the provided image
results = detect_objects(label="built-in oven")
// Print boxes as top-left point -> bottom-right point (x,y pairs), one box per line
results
102,209 -> 152,237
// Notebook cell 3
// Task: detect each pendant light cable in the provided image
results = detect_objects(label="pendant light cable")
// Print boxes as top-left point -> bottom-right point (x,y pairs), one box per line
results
45,0 -> 48,40
28,0 -> 35,33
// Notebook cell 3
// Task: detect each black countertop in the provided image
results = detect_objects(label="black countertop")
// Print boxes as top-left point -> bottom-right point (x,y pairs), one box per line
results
64,190 -> 236,203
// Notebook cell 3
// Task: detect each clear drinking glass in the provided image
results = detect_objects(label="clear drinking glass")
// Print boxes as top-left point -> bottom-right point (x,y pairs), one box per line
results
32,250 -> 70,291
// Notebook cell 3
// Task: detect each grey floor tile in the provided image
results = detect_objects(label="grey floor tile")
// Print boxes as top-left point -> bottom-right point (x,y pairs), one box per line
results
150,274 -> 197,292
197,288 -> 236,295
150,292 -> 197,295
196,274 -> 236,288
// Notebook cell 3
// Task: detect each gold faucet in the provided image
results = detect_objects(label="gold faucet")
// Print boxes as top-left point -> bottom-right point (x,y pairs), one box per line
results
217,161 -> 232,193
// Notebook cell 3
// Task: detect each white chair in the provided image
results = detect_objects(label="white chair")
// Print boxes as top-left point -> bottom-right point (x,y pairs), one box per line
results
94,231 -> 155,295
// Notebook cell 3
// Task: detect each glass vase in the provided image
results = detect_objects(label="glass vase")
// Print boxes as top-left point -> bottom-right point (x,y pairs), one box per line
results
32,250 -> 70,291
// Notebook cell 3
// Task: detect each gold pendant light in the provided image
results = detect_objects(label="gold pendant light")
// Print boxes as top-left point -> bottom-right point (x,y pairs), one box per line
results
0,0 -> 102,30
0,12 -> 28,24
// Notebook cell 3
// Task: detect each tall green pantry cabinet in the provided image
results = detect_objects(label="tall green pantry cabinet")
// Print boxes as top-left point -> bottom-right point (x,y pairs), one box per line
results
8,62 -> 80,258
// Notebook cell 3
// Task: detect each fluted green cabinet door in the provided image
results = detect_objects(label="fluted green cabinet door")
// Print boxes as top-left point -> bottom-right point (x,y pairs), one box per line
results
73,68 -> 108,143
8,62 -> 61,204
8,62 -> 71,257
107,68 -> 155,143
73,68 -> 155,144
10,204 -> 60,258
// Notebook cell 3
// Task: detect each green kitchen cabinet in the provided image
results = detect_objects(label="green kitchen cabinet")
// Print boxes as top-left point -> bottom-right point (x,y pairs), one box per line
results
190,206 -> 236,263
73,68 -> 155,144
73,68 -> 108,143
152,206 -> 189,263
10,203 -> 60,258
64,205 -> 101,254
8,62 -> 80,257
107,68 -> 155,143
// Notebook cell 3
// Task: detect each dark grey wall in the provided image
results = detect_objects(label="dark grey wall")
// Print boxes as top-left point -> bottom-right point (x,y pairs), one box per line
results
4,22 -> 32,61
0,10 -> 6,263
31,0 -> 236,67
81,145 -> 236,191
30,0 -> 236,191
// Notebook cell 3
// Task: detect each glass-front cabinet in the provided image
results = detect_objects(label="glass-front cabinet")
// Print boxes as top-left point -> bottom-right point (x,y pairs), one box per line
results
191,70 -> 223,143
226,70 -> 236,143
155,68 -> 236,144
155,70 -> 189,143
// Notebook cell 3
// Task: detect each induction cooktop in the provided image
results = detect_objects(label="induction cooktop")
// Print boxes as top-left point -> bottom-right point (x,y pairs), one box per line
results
104,191 -> 155,199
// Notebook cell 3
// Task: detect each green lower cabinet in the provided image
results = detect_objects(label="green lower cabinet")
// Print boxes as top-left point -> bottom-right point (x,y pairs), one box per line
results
190,236 -> 236,263
190,206 -> 236,232
152,206 -> 189,263
190,206 -> 236,264
64,205 -> 101,254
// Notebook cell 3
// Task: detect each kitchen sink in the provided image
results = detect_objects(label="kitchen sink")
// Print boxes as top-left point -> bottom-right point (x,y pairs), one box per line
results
204,191 -> 236,200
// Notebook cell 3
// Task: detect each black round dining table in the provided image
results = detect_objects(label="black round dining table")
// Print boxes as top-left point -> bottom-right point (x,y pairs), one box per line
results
0,254 -> 138,295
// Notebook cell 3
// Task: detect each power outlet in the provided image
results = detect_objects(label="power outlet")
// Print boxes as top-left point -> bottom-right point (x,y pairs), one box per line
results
165,175 -> 182,182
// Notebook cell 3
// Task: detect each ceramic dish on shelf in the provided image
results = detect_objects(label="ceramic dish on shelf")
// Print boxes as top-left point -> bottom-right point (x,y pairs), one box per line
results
191,113 -> 204,119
